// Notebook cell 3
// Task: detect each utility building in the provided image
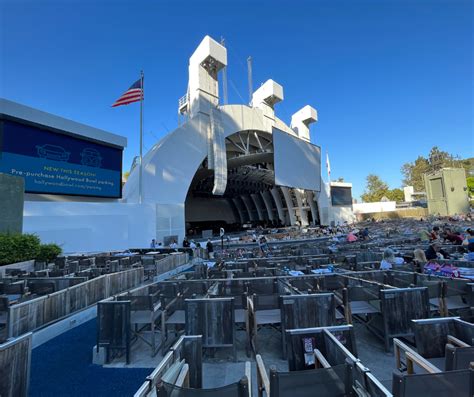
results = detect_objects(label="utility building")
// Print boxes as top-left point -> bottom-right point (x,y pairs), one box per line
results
424,168 -> 469,216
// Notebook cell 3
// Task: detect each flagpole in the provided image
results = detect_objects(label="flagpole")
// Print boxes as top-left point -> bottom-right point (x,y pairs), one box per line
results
326,152 -> 331,182
326,152 -> 331,209
139,70 -> 144,204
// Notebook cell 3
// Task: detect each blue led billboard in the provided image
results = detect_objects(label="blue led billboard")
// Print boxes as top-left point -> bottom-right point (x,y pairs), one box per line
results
0,119 -> 123,198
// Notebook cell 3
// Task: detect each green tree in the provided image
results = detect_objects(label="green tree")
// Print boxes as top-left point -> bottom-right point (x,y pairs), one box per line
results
385,188 -> 404,202
37,244 -> 62,263
401,156 -> 430,191
428,146 -> 456,170
460,158 -> 474,176
361,175 -> 405,203
467,176 -> 474,198
361,174 -> 389,203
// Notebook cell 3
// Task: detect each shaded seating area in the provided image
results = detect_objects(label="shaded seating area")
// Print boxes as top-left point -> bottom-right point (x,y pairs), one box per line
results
392,317 -> 474,397
0,251 -> 189,344
278,270 -> 438,352
256,325 -> 390,397
392,369 -> 473,397
279,293 -> 337,358
155,261 -> 472,354
336,275 -> 382,323
10,218 -> 474,397
3,266 -> 144,343
135,335 -> 252,397
185,297 -> 237,360
411,317 -> 474,371
116,285 -> 162,356
320,271 -> 434,351
97,300 -> 132,364
160,281 -> 213,350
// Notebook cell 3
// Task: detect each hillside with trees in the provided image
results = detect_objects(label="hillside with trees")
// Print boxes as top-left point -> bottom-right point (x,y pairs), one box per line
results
360,146 -> 472,203
401,146 -> 473,191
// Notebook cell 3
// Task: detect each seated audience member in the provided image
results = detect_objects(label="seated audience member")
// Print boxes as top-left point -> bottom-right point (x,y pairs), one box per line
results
413,249 -> 428,265
464,229 -> 474,245
425,243 -> 450,261
394,256 -> 405,266
429,226 -> 441,241
413,248 -> 427,272
360,227 -> 370,240
418,228 -> 431,242
449,214 -> 461,221
442,228 -> 463,245
169,240 -> 178,249
380,248 -> 396,270
464,243 -> 474,261
346,231 -> 358,243
258,235 -> 269,255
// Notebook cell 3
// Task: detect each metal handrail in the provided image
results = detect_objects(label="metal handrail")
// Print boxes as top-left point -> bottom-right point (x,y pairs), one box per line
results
178,94 -> 188,108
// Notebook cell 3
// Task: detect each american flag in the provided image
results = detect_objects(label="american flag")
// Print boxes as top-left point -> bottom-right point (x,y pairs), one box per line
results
111,78 -> 144,107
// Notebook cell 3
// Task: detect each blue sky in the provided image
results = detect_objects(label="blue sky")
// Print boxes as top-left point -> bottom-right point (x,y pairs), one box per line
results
1,0 -> 472,199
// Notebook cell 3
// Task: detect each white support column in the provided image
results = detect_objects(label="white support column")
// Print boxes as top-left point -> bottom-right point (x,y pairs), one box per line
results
251,193 -> 266,221
290,105 -> 317,142
260,191 -> 275,221
280,186 -> 297,226
316,183 -> 331,225
188,36 -> 227,118
294,188 -> 309,227
270,187 -> 286,224
251,79 -> 284,123
305,191 -> 319,225
241,195 -> 257,221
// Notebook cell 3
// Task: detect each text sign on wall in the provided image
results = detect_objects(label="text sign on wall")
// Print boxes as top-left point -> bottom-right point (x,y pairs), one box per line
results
0,119 -> 123,198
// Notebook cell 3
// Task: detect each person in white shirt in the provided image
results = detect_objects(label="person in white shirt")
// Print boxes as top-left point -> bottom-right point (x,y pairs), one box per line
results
394,257 -> 405,265
380,248 -> 396,270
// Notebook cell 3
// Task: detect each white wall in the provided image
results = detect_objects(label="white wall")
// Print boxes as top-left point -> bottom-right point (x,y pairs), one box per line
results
24,201 -> 156,253
315,182 -> 356,225
331,206 -> 356,224
316,183 -> 331,225
353,201 -> 396,214
404,186 -> 415,202
155,203 -> 185,245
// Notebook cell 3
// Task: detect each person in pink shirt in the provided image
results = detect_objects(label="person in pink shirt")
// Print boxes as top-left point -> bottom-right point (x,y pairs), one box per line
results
347,232 -> 358,242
